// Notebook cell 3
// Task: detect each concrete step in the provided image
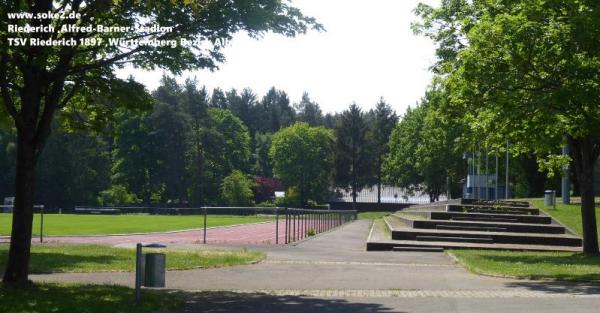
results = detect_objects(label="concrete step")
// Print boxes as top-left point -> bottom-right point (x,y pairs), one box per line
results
416,235 -> 494,244
460,199 -> 531,208
392,246 -> 444,252
436,225 -> 508,232
391,229 -> 582,247
397,217 -> 567,234
447,205 -> 539,215
431,211 -> 552,224
451,216 -> 518,223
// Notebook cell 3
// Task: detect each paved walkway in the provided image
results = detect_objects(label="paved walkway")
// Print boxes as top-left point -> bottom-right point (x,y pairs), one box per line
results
32,220 -> 600,313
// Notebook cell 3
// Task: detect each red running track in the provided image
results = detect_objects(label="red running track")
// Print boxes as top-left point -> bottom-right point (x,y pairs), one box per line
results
1,218 -> 340,245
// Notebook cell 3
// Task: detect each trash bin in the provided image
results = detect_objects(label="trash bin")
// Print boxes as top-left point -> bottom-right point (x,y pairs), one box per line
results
144,253 -> 166,287
544,190 -> 555,206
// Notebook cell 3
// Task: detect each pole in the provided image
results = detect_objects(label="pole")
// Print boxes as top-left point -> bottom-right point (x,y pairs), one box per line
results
477,143 -> 481,200
135,243 -> 143,303
203,207 -> 207,244
485,149 -> 489,200
285,208 -> 289,244
562,143 -> 571,204
40,205 -> 44,243
472,150 -> 476,199
495,148 -> 499,200
275,208 -> 279,244
505,141 -> 510,199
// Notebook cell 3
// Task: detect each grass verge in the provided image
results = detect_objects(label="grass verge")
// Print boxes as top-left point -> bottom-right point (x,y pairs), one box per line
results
530,199 -> 600,240
0,214 -> 272,236
0,283 -> 184,313
0,244 -> 265,273
358,211 -> 392,220
448,249 -> 600,281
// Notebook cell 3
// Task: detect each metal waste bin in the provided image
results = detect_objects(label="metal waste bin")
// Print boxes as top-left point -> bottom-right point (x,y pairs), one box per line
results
544,190 -> 555,206
144,253 -> 166,287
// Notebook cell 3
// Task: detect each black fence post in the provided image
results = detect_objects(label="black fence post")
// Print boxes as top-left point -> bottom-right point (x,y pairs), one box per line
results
203,207 -> 207,244
285,208 -> 289,244
275,208 -> 279,244
292,210 -> 296,242
39,205 -> 44,243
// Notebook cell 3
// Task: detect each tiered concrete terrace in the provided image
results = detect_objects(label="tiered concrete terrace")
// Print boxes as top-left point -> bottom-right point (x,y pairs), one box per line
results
367,200 -> 582,252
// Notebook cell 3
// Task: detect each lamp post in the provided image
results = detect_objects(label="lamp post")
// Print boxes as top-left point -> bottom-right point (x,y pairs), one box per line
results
562,143 -> 570,204
505,141 -> 510,199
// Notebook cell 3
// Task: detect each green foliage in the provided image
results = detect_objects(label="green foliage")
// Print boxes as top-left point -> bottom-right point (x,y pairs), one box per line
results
384,83 -> 466,201
270,123 -> 334,206
274,187 -> 302,208
335,104 -> 373,201
367,98 -> 398,186
97,185 -> 141,207
414,0 -> 600,252
221,170 -> 255,207
295,93 -> 324,126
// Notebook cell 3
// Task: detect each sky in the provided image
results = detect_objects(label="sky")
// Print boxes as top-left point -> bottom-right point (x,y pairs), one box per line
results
118,0 -> 440,116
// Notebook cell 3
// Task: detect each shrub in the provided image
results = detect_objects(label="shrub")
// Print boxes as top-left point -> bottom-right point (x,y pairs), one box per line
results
97,185 -> 141,207
221,170 -> 255,206
253,176 -> 283,203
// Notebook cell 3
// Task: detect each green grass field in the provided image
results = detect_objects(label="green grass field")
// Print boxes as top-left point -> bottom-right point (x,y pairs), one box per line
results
448,198 -> 600,281
0,214 -> 272,236
0,283 -> 183,313
0,244 -> 265,273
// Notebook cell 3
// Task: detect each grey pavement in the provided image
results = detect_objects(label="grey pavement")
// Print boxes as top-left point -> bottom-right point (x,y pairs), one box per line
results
32,220 -> 600,312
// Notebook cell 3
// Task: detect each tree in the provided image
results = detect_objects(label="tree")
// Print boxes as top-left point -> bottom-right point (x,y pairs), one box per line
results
259,87 -> 295,133
253,132 -> 273,177
270,122 -> 334,207
335,104 -> 372,209
384,83 -> 467,202
201,108 -> 251,204
383,105 -> 427,198
295,93 -> 323,126
415,0 -> 600,254
209,88 -> 229,109
0,0 -> 321,284
221,170 -> 254,207
368,98 -> 398,206
181,80 -> 209,206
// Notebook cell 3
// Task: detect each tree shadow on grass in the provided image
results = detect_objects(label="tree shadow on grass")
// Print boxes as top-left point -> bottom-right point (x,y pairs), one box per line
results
178,291 -> 402,313
0,250 -> 125,274
0,283 -> 180,313
504,281 -> 600,296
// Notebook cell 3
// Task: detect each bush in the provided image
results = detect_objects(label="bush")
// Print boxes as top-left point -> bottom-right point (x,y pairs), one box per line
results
274,187 -> 302,207
97,185 -> 141,207
253,176 -> 283,203
221,170 -> 255,207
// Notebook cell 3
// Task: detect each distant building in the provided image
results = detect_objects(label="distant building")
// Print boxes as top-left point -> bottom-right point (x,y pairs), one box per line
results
463,174 -> 507,200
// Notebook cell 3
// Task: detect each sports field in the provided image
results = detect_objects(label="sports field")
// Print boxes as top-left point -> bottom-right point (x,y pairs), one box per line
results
0,214 -> 272,236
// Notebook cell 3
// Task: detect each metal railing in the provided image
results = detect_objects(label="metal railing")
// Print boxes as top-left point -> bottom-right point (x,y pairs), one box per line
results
199,207 -> 284,244
283,208 -> 357,244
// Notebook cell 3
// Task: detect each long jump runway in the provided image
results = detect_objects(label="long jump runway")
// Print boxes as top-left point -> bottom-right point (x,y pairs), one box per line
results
1,222 -> 287,245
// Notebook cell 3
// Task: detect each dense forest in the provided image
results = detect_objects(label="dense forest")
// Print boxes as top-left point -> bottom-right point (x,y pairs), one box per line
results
0,75 -> 561,210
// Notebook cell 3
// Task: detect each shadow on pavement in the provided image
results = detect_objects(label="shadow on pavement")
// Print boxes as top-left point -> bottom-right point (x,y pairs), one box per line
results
504,281 -> 600,295
178,291 -> 402,313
